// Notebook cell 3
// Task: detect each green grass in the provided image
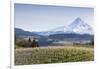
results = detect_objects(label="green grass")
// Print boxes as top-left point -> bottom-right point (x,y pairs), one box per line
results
15,46 -> 94,65
15,45 -> 23,49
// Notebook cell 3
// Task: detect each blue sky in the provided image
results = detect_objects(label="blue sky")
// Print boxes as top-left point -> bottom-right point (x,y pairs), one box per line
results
15,3 -> 94,32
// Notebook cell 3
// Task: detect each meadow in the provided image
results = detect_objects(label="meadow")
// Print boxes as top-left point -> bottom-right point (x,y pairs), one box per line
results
15,45 -> 94,65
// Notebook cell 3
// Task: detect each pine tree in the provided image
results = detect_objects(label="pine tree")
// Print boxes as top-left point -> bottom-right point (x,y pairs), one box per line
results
31,38 -> 39,47
28,37 -> 31,43
27,37 -> 31,47
91,37 -> 94,45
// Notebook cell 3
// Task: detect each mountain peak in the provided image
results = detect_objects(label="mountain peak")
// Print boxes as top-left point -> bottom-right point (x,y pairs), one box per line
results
65,17 -> 93,34
75,17 -> 83,23
49,17 -> 93,35
76,17 -> 81,21
72,17 -> 84,25
38,17 -> 93,35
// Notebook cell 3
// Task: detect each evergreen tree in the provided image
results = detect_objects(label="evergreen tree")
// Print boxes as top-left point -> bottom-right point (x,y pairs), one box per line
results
28,37 -> 31,43
90,37 -> 94,46
31,38 -> 39,47
27,37 -> 32,47
91,37 -> 94,45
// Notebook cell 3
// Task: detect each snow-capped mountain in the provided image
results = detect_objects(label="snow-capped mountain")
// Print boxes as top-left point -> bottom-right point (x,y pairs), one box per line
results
48,17 -> 93,35
65,17 -> 93,34
35,17 -> 93,36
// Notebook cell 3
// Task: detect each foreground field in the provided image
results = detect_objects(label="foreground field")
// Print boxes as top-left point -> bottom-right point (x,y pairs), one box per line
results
15,46 -> 94,65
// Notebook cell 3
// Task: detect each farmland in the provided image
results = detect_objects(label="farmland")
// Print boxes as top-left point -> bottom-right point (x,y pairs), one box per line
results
15,45 -> 94,65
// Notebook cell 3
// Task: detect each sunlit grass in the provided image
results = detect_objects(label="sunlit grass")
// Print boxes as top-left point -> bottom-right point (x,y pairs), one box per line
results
15,46 -> 94,65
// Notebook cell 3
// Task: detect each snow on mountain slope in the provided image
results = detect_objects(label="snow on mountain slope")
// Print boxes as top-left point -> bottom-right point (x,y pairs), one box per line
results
65,17 -> 93,34
36,17 -> 93,36
49,17 -> 93,35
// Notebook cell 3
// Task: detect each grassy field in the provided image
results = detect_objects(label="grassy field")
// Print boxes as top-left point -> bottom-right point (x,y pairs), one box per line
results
15,46 -> 94,65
